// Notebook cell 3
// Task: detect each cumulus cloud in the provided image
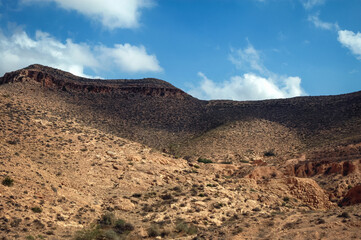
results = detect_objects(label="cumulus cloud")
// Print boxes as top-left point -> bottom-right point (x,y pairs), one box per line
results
301,0 -> 325,9
189,72 -> 304,101
97,44 -> 161,73
21,0 -> 154,29
0,29 -> 162,77
189,44 -> 305,101
338,30 -> 361,60
308,13 -> 339,31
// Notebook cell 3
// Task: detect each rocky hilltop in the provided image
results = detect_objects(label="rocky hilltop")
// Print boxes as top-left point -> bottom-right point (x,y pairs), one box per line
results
0,65 -> 360,239
0,64 -> 187,97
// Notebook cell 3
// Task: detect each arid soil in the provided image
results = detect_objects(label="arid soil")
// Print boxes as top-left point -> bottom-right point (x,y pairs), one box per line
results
0,65 -> 360,240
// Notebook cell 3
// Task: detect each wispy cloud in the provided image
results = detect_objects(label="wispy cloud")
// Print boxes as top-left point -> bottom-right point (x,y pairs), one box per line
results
189,44 -> 306,101
0,28 -> 162,77
338,30 -> 361,60
308,13 -> 339,31
21,0 -> 154,30
229,44 -> 269,75
301,0 -> 325,9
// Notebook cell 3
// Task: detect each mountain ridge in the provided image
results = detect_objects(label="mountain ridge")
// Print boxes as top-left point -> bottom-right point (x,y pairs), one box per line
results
2,64 -> 361,157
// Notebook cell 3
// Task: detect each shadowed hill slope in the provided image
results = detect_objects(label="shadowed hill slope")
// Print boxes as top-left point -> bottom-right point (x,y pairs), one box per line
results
1,64 -> 361,160
1,65 -> 361,239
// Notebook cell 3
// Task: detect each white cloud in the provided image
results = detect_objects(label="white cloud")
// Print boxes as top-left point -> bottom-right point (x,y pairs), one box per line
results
189,72 -> 304,101
97,44 -> 162,73
0,29 -> 162,77
229,44 -> 269,75
189,44 -> 305,101
308,13 -> 339,31
21,0 -> 154,29
301,0 -> 325,9
338,30 -> 361,60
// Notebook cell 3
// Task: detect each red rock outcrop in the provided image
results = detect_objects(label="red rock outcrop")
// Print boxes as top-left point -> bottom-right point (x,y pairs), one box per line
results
285,159 -> 361,178
340,185 -> 361,206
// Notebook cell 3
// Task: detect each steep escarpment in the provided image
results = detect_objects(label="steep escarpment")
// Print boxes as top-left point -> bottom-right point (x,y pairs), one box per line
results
0,64 -> 187,98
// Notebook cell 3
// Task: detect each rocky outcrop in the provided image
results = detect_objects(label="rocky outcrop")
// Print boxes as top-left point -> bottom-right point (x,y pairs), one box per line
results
285,159 -> 361,178
285,177 -> 334,209
340,185 -> 361,206
0,64 -> 188,98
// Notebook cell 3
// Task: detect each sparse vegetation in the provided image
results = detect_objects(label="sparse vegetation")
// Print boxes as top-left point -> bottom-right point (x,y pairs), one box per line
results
147,224 -> 161,237
175,219 -> 198,235
2,176 -> 14,186
31,207 -> 42,213
197,157 -> 213,164
74,214 -> 134,240
264,149 -> 276,157
339,212 -> 351,219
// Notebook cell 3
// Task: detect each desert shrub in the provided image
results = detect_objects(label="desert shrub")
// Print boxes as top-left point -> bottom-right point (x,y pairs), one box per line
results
31,207 -> 42,213
160,194 -> 173,200
175,219 -> 198,235
99,212 -> 115,227
2,176 -> 14,187
264,149 -> 276,157
220,161 -> 232,164
131,193 -> 142,198
339,212 -> 350,218
114,219 -> 134,234
25,236 -> 35,240
240,159 -> 249,163
197,158 -> 213,164
74,216 -> 134,240
213,202 -> 224,209
74,225 -> 102,240
172,186 -> 182,192
283,197 -> 290,202
101,229 -> 120,240
147,224 -> 161,237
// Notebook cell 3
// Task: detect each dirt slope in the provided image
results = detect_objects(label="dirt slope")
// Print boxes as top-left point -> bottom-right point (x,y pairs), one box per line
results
0,65 -> 360,239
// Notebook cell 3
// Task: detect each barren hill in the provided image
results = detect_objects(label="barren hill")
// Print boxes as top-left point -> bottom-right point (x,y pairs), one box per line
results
1,65 -> 361,239
2,64 -> 361,160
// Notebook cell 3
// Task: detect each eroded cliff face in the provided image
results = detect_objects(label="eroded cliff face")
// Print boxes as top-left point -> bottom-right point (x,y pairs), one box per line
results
0,64 -> 188,98
286,159 -> 361,177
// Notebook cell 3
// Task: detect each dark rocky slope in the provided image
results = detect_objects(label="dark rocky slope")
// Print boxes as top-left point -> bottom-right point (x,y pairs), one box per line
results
1,64 -> 361,156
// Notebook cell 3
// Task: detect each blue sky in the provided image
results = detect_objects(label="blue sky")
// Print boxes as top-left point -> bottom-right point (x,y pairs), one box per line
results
1,0 -> 361,100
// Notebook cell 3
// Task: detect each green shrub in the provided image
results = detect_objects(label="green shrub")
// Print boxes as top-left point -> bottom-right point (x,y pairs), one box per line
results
25,236 -> 35,240
197,158 -> 213,164
2,176 -> 14,187
31,207 -> 42,213
114,219 -> 134,234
